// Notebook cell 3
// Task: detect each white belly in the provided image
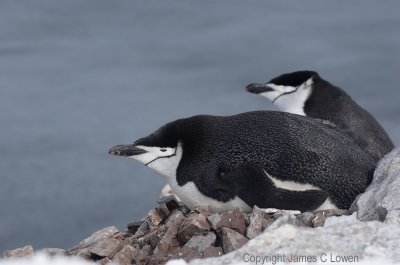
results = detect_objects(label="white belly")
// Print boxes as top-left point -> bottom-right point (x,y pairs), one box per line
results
168,180 -> 252,213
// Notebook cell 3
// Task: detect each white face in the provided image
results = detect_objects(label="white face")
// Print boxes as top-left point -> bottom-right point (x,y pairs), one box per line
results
129,142 -> 183,182
259,77 -> 313,116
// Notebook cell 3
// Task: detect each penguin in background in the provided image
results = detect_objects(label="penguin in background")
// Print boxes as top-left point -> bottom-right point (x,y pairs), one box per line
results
109,111 -> 375,212
246,71 -> 394,162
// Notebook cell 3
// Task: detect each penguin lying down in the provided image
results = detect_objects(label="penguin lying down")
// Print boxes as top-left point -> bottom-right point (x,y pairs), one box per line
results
246,70 -> 394,162
109,111 -> 375,212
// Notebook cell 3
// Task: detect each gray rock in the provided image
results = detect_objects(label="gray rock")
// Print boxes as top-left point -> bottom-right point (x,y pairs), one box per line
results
246,206 -> 264,239
40,248 -> 65,256
324,213 -> 358,227
190,217 -> 400,265
113,245 -> 138,265
385,209 -> 400,224
3,245 -> 34,258
173,246 -> 202,262
88,238 -> 124,258
220,227 -> 249,253
194,206 -> 216,216
76,248 -> 91,259
81,226 -> 119,246
267,213 -> 297,230
352,148 -> 400,221
184,232 -> 216,252
97,257 -> 112,264
178,213 -> 211,243
132,244 -> 152,265
262,218 -> 276,230
135,220 -> 151,237
297,212 -> 315,227
312,213 -> 326,228
127,220 -> 144,234
312,209 -> 349,227
260,208 -> 301,215
154,212 -> 186,254
138,228 -> 164,249
207,208 -> 246,235
203,246 -> 223,258
148,206 -> 169,226
157,195 -> 180,212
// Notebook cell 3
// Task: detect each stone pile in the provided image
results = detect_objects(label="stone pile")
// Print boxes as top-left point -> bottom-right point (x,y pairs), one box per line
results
4,148 -> 400,264
3,197 -> 349,265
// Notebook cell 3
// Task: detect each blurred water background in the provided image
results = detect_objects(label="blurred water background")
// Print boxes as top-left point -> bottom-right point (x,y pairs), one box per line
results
0,0 -> 399,252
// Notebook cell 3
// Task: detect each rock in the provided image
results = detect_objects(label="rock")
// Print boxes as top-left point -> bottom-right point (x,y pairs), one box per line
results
260,208 -> 301,215
148,206 -> 170,226
67,226 -> 120,256
297,212 -> 315,227
174,246 -> 202,261
324,213 -> 358,227
312,209 -> 349,227
113,245 -> 138,265
190,219 -> 400,265
3,245 -> 34,258
127,220 -> 144,234
312,213 -> 326,227
76,248 -> 91,259
177,213 -> 211,243
267,213 -> 297,230
207,208 -> 246,235
154,212 -> 186,254
220,227 -> 249,253
243,213 -> 251,226
88,238 -> 124,258
272,210 -> 302,219
97,257 -> 112,264
351,148 -> 400,222
262,218 -> 276,230
157,196 -> 180,212
246,206 -> 264,239
203,246 -> 223,258
132,244 -> 152,265
194,206 -> 216,216
385,209 -> 400,224
138,228 -> 164,249
79,226 -> 119,247
184,232 -> 216,252
135,220 -> 151,237
178,205 -> 192,216
40,248 -> 65,256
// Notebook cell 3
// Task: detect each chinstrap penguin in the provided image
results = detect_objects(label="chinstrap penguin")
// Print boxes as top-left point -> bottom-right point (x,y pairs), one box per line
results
109,111 -> 375,212
246,71 -> 394,162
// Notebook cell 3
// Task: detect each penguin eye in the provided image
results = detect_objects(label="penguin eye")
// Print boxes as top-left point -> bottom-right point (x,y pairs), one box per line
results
160,148 -> 167,152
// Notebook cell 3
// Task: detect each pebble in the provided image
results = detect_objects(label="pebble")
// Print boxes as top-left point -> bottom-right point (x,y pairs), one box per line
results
220,227 -> 249,253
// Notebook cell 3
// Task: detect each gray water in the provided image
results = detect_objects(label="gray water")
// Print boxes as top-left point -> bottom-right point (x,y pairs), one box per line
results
0,0 -> 399,252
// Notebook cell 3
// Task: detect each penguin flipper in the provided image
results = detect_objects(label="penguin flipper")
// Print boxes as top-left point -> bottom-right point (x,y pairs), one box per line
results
220,164 -> 329,212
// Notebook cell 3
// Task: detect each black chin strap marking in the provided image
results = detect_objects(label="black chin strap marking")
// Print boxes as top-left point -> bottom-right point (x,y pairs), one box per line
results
145,148 -> 178,166
272,85 -> 300,103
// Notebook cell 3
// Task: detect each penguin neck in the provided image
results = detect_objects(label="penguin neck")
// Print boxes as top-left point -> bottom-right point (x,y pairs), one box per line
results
273,82 -> 313,116
148,142 -> 183,183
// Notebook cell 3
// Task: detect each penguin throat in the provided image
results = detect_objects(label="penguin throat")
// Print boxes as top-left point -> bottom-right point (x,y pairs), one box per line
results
272,81 -> 313,116
146,142 -> 183,181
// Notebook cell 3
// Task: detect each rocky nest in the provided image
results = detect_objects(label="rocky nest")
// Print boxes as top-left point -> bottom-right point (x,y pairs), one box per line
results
4,148 -> 400,264
4,196 -> 348,265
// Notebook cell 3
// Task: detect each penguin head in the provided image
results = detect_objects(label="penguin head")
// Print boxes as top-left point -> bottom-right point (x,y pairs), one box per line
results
246,71 -> 318,115
109,122 -> 183,180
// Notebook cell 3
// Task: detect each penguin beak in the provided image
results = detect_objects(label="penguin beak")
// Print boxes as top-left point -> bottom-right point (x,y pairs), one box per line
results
246,83 -> 274,94
108,144 -> 147,157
